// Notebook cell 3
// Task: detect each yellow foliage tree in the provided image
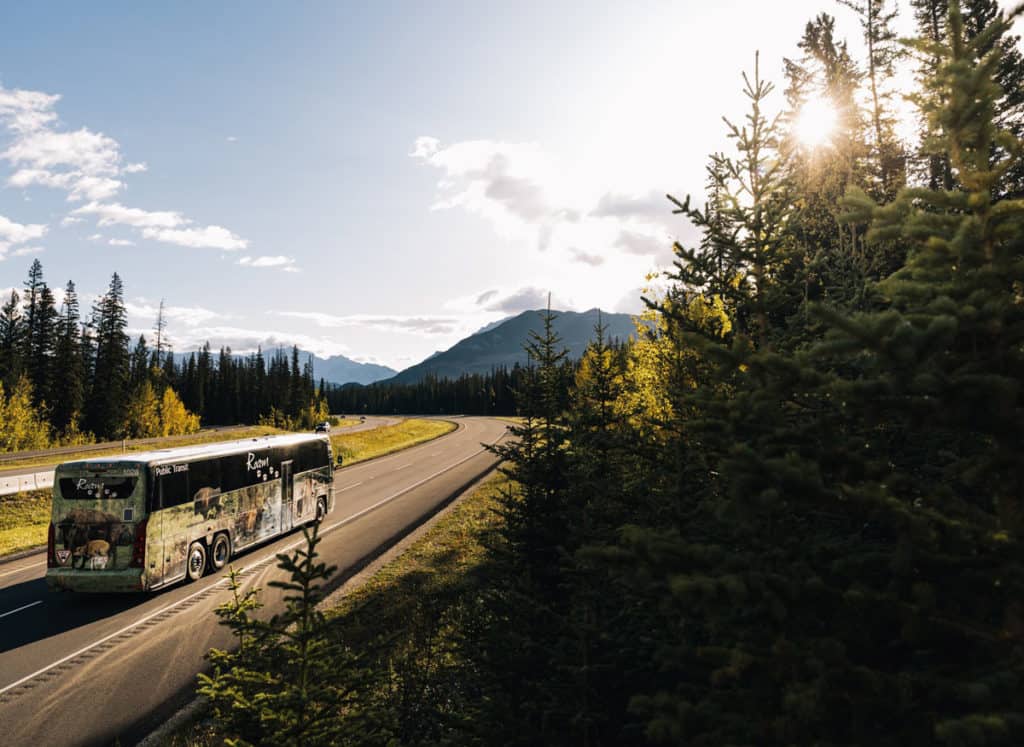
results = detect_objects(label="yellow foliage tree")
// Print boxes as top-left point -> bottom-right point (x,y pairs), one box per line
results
159,386 -> 200,436
124,380 -> 163,438
0,376 -> 51,452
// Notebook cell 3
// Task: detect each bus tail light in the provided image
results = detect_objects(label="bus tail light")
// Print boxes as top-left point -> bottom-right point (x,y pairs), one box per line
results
130,518 -> 148,568
47,523 -> 56,567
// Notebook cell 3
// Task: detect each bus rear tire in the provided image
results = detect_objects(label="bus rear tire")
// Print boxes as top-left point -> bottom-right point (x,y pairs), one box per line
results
209,533 -> 231,572
186,542 -> 207,582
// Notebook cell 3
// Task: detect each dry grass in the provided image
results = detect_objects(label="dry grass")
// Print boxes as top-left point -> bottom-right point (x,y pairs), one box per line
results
0,489 -> 51,556
330,418 -> 456,465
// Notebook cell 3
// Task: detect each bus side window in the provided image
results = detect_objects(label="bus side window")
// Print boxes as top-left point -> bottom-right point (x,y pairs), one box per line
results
158,470 -> 190,508
190,460 -> 221,500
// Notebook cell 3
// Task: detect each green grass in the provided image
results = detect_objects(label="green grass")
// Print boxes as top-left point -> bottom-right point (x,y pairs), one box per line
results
0,489 -> 51,556
0,425 -> 285,473
331,418 -> 456,465
163,469 -> 507,746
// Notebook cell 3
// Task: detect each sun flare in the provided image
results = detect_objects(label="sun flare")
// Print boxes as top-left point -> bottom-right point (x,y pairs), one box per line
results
794,99 -> 837,148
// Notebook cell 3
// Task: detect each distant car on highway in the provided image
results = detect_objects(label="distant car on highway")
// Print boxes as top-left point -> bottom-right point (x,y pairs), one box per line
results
315,421 -> 331,433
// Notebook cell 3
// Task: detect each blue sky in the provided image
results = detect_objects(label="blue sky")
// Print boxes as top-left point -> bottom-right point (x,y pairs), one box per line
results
0,2 -> 1019,369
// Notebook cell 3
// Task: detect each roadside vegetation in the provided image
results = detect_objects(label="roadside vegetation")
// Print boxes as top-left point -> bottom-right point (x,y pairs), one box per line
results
177,472 -> 507,746
330,418 -> 455,465
197,3 -> 1024,745
0,489 -> 50,557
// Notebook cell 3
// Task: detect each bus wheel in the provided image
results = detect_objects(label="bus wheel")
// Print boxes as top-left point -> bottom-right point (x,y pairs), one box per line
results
315,496 -> 327,523
209,533 -> 231,572
186,542 -> 207,582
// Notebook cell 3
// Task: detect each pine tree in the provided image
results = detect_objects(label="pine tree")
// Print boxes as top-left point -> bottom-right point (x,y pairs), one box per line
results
87,273 -> 130,438
51,281 -> 85,433
199,525 -> 368,745
0,290 -> 24,390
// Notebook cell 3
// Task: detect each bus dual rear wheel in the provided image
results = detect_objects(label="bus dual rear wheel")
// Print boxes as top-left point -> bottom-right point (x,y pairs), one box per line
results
186,542 -> 206,582
209,533 -> 231,572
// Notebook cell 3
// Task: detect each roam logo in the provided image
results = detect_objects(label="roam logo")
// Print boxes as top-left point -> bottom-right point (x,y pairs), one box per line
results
246,453 -> 271,473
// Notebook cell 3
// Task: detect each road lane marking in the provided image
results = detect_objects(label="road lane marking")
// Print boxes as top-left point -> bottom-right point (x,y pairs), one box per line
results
337,482 -> 362,492
0,424 -> 508,699
0,561 -> 45,579
395,463 -> 412,470
0,600 -> 42,619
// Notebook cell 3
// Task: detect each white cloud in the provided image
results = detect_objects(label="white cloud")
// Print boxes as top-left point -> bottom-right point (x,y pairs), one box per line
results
60,215 -> 83,226
226,136 -> 238,143
11,245 -> 44,257
125,299 -> 226,327
237,254 -> 296,269
4,127 -> 121,175
0,87 -> 59,134
108,238 -> 135,246
0,213 -> 47,244
273,311 -> 460,336
143,225 -> 248,251
71,201 -> 184,229
0,83 -> 248,255
412,136 -> 679,268
87,233 -> 103,241
163,325 -> 351,358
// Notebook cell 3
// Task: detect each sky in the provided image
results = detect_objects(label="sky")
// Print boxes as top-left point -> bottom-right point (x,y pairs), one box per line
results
0,1 -> 1020,370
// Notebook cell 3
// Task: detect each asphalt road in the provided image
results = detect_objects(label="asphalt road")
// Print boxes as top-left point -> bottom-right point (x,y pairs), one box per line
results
0,416 -> 506,747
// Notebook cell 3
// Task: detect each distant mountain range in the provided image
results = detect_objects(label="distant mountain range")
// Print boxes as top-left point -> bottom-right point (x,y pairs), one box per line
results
172,350 -> 396,386
170,308 -> 636,387
384,308 -> 637,385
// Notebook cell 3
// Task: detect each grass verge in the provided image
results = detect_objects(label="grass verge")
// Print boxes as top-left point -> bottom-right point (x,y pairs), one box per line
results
330,418 -> 456,465
0,489 -> 51,556
160,469 -> 507,746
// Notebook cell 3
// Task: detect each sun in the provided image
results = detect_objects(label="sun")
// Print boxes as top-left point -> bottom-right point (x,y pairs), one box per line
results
794,98 -> 837,148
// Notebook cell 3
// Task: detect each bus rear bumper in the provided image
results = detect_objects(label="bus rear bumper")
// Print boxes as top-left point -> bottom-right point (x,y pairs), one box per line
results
46,568 -> 148,593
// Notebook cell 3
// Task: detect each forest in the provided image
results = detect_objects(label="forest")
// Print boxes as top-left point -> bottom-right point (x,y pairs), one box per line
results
0,262 -> 328,448
198,1 -> 1024,744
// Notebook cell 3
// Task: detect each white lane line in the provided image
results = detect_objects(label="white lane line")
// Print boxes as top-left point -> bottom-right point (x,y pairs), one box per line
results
338,482 -> 363,492
0,561 -> 45,579
395,463 -> 412,471
0,426 -> 508,698
0,600 -> 42,619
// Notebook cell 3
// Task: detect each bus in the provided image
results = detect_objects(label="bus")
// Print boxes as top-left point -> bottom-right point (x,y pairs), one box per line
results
45,433 -> 335,593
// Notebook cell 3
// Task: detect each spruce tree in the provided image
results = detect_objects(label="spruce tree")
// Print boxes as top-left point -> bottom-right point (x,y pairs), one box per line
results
88,273 -> 130,438
0,290 -> 24,390
51,281 -> 84,433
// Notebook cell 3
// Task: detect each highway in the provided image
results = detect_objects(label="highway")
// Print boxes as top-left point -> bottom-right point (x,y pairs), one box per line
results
0,416 -> 506,747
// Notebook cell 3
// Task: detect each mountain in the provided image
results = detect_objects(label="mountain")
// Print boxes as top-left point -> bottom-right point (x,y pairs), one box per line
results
171,349 -> 396,386
386,308 -> 637,384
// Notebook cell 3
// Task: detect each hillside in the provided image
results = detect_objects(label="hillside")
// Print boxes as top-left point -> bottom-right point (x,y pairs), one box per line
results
172,349 -> 396,386
387,308 -> 637,384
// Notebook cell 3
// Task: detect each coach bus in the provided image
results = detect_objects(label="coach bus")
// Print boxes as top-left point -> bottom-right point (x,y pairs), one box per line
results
45,433 -> 334,593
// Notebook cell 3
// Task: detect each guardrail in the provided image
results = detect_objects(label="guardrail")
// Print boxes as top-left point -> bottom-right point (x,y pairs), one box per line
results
0,470 -> 54,497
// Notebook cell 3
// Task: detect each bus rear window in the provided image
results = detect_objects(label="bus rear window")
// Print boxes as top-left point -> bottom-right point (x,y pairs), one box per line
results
58,476 -> 138,500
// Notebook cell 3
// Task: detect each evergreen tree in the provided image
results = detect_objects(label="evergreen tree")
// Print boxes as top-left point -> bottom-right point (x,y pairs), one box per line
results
0,290 -> 24,390
87,273 -> 130,438
51,281 -> 85,433
199,525 -> 369,745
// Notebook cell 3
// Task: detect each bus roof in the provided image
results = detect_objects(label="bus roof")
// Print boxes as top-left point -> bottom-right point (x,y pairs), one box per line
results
57,432 -> 330,472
